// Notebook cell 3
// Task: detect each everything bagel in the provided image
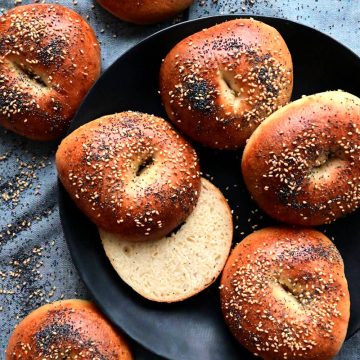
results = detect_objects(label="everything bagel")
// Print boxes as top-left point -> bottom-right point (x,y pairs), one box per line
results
160,18 -> 293,149
0,4 -> 101,140
6,299 -> 133,359
220,227 -> 350,360
97,0 -> 194,25
56,111 -> 201,241
242,91 -> 360,226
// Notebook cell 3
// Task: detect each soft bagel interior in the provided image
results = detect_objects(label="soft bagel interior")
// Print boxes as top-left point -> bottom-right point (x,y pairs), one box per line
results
99,178 -> 233,302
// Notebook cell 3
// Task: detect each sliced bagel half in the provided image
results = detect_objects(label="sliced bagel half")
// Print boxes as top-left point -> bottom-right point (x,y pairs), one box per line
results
99,178 -> 233,302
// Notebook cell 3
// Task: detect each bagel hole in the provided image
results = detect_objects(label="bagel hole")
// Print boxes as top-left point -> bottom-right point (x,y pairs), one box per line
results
220,71 -> 241,98
273,283 -> 308,315
314,152 -> 336,168
309,151 -> 346,179
12,62 -> 47,88
136,156 -> 154,177
219,70 -> 244,113
279,281 -> 296,297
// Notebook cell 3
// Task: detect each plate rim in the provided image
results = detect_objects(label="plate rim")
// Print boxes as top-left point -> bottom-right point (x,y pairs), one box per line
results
59,14 -> 360,360
67,13 -> 360,134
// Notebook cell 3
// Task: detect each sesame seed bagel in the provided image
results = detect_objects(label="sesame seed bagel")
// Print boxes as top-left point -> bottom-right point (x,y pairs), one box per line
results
220,227 -> 350,360
6,299 -> 133,360
242,91 -> 360,226
56,111 -> 201,241
0,4 -> 101,141
97,0 -> 194,25
100,178 -> 233,302
159,18 -> 293,149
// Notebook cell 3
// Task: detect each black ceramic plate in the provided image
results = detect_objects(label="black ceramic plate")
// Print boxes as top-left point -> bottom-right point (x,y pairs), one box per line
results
59,15 -> 360,360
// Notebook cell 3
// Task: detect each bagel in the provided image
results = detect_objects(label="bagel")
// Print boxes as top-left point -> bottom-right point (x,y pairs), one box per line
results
242,91 -> 360,226
220,227 -> 350,360
100,178 -> 233,302
96,0 -> 194,25
6,299 -> 133,359
160,18 -> 293,149
56,111 -> 201,241
0,4 -> 101,141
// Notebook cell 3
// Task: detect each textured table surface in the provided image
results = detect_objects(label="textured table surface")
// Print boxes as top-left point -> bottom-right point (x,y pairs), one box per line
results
0,1 -> 359,359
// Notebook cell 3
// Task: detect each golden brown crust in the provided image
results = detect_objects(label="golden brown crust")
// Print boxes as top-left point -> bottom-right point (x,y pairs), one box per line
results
56,111 -> 201,241
160,18 -> 293,149
97,0 -> 193,24
100,177 -> 233,303
6,299 -> 133,360
242,91 -> 360,226
0,4 -> 101,141
220,227 -> 350,360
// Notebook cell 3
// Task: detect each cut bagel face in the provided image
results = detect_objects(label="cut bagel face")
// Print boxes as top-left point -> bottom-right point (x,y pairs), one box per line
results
99,178 -> 233,302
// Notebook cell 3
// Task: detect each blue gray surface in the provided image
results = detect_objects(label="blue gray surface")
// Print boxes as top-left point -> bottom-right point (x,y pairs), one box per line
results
0,1 -> 359,359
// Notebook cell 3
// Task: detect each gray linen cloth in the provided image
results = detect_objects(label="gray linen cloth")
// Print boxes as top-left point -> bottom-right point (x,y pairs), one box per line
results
0,1 -> 359,359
